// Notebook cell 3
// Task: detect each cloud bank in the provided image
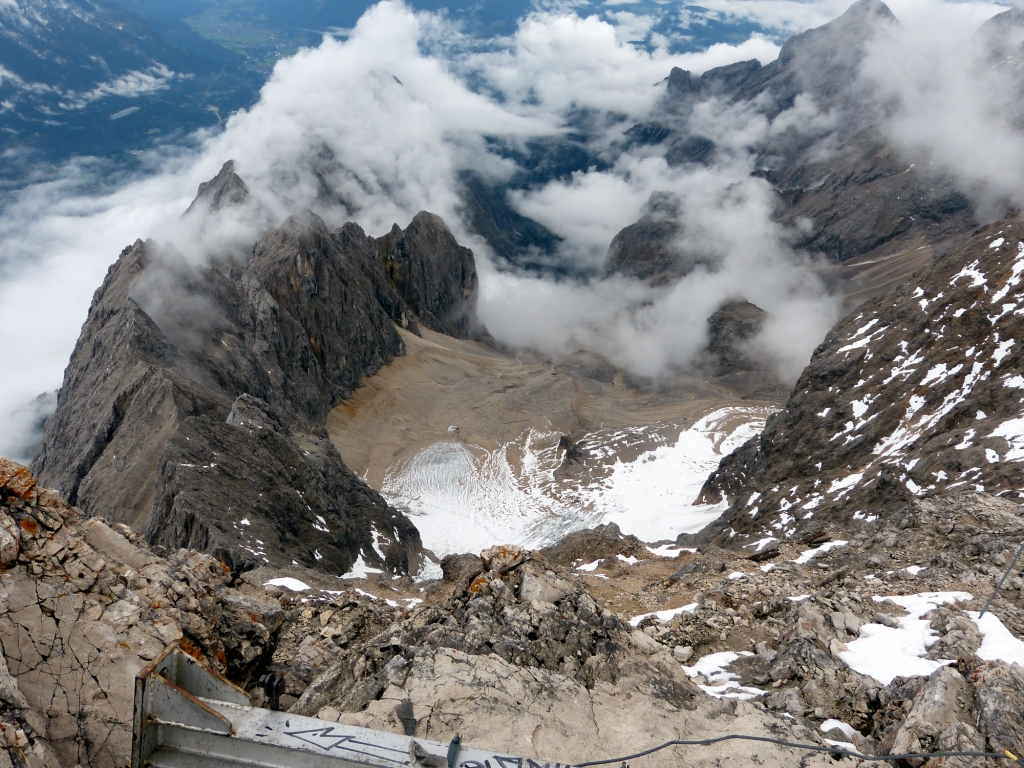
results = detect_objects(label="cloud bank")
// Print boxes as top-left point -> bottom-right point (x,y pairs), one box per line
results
858,1 -> 1024,219
3,0 -> 1007,461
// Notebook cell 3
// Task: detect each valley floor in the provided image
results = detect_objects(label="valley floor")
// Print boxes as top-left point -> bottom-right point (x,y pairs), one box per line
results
328,328 -> 775,559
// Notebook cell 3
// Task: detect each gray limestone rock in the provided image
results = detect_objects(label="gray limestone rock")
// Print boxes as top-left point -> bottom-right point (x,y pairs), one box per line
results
32,167 -> 486,574
375,211 -> 482,340
182,160 -> 249,216
0,462 -> 281,768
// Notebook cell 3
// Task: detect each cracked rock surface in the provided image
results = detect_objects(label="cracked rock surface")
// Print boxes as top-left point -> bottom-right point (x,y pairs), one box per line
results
3,460 -> 1024,768
0,458 -> 280,768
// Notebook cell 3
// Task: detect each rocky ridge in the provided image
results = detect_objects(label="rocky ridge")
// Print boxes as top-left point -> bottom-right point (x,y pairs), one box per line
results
698,218 -> 1024,549
32,168 -> 483,575
3,459 -> 1024,768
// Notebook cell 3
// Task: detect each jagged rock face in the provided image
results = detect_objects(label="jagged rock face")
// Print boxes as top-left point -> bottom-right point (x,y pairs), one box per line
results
710,0 -> 896,112
280,554 -> 845,768
374,212 -> 481,340
695,299 -> 786,398
699,220 -> 1024,546
32,201 -> 482,575
182,160 -> 249,216
613,0 -> 973,291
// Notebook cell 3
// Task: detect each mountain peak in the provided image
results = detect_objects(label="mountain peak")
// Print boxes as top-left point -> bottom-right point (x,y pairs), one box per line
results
842,0 -> 897,24
183,160 -> 249,216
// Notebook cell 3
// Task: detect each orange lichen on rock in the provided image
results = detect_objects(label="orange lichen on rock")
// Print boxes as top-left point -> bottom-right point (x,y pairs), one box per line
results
480,544 -> 524,572
0,457 -> 37,501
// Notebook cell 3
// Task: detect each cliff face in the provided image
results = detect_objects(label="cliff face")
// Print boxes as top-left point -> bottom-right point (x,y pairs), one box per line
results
375,211 -> 482,340
32,191 -> 482,575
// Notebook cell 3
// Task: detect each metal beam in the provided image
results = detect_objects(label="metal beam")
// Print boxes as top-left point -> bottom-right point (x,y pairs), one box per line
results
132,643 -> 572,768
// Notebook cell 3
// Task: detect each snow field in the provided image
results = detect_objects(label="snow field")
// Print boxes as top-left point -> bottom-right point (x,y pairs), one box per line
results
381,406 -> 771,557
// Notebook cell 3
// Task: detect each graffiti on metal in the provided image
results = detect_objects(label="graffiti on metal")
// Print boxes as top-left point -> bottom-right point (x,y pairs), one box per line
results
284,726 -> 571,768
461,758 -> 571,768
286,727 -> 412,764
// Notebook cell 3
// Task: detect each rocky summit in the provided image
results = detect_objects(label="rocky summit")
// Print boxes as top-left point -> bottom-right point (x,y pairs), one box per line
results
32,173 -> 483,576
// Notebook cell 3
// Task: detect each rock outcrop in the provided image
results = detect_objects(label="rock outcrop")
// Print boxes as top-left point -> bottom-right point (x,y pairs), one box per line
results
33,173 -> 484,575
603,215 -> 680,283
699,219 -> 1024,547
3,460 -> 1024,768
0,458 -> 281,768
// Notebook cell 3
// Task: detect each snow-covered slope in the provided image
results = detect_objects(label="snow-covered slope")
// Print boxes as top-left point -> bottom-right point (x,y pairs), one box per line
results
381,406 -> 770,557
700,219 -> 1024,548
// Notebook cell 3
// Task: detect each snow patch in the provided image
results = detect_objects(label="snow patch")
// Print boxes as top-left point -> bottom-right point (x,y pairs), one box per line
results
840,592 -> 972,685
264,577 -> 311,591
969,611 -> 1024,666
951,260 -> 987,289
820,720 -> 859,740
828,473 -> 863,498
682,651 -> 765,700
629,603 -> 699,627
340,554 -> 384,580
990,417 -> 1024,461
794,540 -> 847,565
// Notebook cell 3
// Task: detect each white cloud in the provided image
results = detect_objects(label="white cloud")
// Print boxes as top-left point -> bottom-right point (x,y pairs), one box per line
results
465,9 -> 780,117
60,64 -> 183,109
694,0 -> 1006,37
859,0 -> 1024,218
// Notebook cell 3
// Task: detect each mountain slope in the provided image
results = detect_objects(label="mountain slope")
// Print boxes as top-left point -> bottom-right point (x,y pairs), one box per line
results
698,216 -> 1024,548
608,0 -> 974,303
32,171 -> 483,574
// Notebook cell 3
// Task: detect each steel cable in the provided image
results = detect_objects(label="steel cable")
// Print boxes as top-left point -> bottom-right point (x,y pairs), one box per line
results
571,733 -> 1022,766
979,540 -> 1024,618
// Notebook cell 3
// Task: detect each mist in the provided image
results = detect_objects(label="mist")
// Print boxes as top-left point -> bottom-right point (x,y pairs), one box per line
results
0,0 -> 1009,461
858,1 -> 1024,220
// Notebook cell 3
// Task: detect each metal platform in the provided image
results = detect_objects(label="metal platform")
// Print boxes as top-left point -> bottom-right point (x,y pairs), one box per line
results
131,643 -> 571,768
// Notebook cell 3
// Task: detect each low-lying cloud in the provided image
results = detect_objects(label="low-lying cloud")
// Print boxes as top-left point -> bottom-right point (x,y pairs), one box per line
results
1,0 -> 1011,461
62,65 -> 185,109
860,2 -> 1024,220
